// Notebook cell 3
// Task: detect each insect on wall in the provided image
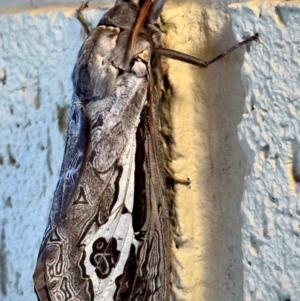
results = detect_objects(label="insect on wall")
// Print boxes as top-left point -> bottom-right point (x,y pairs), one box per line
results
32,1 -> 258,300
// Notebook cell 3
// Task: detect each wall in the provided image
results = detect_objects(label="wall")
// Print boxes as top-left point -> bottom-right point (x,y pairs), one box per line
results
1,1 -> 293,301
231,1 -> 300,300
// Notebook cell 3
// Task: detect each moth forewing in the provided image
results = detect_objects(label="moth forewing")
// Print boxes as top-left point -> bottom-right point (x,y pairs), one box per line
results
81,137 -> 137,297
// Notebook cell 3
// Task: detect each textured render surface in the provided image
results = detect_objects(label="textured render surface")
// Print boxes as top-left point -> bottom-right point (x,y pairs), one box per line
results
230,1 -> 300,300
0,1 -> 114,12
0,0 -> 248,11
0,1 -> 253,301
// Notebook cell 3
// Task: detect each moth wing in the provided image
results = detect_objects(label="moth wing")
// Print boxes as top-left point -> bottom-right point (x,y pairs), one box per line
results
35,73 -> 149,301
33,22 -> 122,300
81,134 -> 139,300
83,110 -> 170,301
113,87 -> 170,300
33,93 -> 89,300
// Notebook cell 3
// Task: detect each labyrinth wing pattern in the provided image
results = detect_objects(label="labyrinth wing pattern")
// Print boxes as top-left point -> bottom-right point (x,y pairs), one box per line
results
33,1 -> 170,300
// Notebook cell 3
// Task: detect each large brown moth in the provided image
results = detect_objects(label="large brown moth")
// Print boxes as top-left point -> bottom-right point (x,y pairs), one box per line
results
33,1 -> 258,300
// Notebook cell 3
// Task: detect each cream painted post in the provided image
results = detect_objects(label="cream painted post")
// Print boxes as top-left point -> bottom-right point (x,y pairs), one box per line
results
163,1 -> 252,300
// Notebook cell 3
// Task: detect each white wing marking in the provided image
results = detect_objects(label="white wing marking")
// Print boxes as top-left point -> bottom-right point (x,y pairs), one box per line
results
83,133 -> 137,300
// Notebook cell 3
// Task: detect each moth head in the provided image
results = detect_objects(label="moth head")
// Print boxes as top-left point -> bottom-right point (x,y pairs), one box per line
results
124,0 -> 165,69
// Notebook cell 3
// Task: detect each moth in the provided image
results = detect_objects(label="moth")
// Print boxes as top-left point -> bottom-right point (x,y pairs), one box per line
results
33,0 -> 258,300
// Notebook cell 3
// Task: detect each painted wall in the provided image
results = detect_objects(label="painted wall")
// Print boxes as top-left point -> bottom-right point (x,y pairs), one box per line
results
231,1 -> 300,300
1,1 -> 296,301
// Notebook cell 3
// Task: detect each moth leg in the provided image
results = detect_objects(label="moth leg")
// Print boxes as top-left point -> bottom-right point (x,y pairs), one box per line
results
76,1 -> 91,36
165,165 -> 191,186
148,0 -> 166,26
156,34 -> 259,68
147,23 -> 161,35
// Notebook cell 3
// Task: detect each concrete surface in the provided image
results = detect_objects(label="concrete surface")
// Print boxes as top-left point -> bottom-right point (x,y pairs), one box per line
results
230,1 -> 300,300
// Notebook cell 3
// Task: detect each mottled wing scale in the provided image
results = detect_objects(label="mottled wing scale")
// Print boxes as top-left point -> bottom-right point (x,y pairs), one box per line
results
34,1 -> 170,300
